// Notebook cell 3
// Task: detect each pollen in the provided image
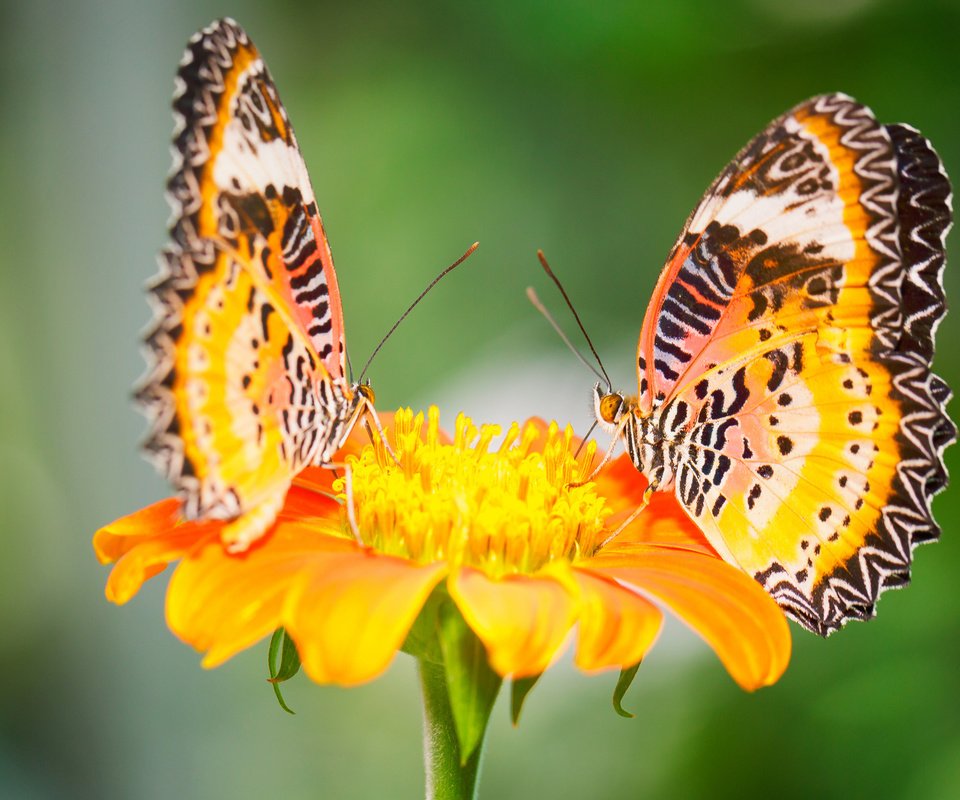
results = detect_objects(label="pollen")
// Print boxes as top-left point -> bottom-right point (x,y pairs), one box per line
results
337,407 -> 611,578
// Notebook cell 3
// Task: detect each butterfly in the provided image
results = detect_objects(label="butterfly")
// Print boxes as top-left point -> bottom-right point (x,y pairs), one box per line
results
137,18 -> 375,552
593,94 -> 954,635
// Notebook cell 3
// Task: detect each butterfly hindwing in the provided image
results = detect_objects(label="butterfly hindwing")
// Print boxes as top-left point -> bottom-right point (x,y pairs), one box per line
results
138,19 -> 361,548
632,94 -> 952,634
667,335 -> 928,632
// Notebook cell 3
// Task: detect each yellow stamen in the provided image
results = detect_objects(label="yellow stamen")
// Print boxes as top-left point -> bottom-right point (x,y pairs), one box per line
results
335,407 -> 610,578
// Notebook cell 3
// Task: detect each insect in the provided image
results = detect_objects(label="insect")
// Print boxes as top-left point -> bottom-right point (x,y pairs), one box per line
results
593,94 -> 953,635
137,18 -> 377,552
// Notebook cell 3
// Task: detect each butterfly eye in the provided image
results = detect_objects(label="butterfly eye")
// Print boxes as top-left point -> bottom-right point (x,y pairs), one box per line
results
598,393 -> 624,424
358,384 -> 376,404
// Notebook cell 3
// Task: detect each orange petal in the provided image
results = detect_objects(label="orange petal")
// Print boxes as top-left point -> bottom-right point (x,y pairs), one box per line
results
571,569 -> 663,672
94,499 -> 221,605
166,521 -> 355,668
283,552 -> 446,686
94,499 -> 187,561
595,452 -> 649,510
586,544 -> 791,689
449,567 -> 578,678
596,457 -> 716,552
276,483 -> 341,518
291,467 -> 339,496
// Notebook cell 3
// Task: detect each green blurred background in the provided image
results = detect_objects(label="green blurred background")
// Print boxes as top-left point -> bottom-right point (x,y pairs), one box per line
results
3,0 -> 960,797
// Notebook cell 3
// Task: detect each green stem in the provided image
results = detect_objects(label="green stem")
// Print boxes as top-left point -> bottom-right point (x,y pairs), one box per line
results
419,659 -> 486,800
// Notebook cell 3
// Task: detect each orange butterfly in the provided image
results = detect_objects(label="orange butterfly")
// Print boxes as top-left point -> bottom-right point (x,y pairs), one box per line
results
137,19 -> 375,552
592,94 -> 953,634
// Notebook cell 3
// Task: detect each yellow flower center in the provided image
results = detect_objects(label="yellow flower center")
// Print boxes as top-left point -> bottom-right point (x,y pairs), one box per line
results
336,407 -> 611,578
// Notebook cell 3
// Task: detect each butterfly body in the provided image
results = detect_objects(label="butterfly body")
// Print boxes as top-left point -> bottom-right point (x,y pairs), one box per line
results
594,386 -> 681,492
138,19 -> 375,551
598,94 -> 953,635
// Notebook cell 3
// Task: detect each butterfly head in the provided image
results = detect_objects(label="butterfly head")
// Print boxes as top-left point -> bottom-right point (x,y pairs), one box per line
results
356,381 -> 376,406
344,380 -> 376,427
593,383 -> 632,434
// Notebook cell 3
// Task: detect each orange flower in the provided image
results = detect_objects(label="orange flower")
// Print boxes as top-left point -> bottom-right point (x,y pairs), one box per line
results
94,408 -> 790,690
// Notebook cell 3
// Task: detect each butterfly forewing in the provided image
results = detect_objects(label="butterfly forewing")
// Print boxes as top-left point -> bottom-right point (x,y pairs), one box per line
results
137,18 -> 360,549
630,94 -> 953,634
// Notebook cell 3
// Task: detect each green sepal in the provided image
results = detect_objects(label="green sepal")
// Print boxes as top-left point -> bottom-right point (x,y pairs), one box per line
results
401,587 -> 447,665
510,673 -> 541,726
612,661 -> 642,718
267,627 -> 301,714
437,602 -> 502,764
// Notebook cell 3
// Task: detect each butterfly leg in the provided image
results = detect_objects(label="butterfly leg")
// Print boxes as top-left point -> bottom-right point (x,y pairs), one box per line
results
569,415 -> 631,488
290,472 -> 341,502
598,483 -> 656,550
361,403 -> 401,466
343,463 -> 364,545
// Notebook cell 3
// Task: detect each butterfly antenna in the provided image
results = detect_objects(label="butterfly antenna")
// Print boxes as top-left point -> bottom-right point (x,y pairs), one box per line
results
357,242 -> 480,383
536,250 -> 613,390
346,350 -> 355,383
526,287 -> 607,386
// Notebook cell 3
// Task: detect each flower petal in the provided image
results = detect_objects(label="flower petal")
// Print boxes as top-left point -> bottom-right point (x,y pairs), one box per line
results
94,500 -> 220,605
571,569 -> 663,672
275,484 -> 341,519
586,544 -> 791,689
284,552 -> 446,686
167,521 -> 355,668
449,567 -> 577,678
596,456 -> 716,552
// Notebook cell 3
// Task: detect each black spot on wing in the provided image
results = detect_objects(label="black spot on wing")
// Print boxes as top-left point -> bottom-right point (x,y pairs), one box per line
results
298,281 -> 329,304
714,454 -> 732,486
655,336 -> 693,364
765,349 -> 789,392
712,494 -> 727,516
260,302 -> 274,340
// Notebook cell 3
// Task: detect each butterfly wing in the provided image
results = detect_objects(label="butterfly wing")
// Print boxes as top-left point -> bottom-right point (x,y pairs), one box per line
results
137,19 -> 357,547
638,94 -> 953,633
